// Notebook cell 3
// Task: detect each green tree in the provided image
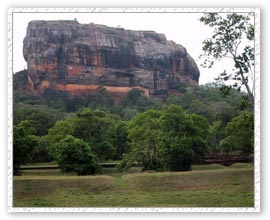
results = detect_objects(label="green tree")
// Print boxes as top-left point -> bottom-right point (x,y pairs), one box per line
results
27,107 -> 59,136
160,136 -> 195,171
212,101 -> 239,125
66,96 -> 88,112
123,88 -> 149,111
160,105 -> 196,137
47,118 -> 76,158
32,135 -> 54,163
220,112 -> 254,154
13,103 -> 62,136
122,107 -> 138,121
200,13 -> 254,107
119,105 -> 209,172
159,105 -> 208,170
88,87 -> 114,111
114,120 -> 129,159
122,109 -> 163,171
208,121 -> 224,154
73,108 -> 116,161
13,120 -> 38,175
55,135 -> 101,175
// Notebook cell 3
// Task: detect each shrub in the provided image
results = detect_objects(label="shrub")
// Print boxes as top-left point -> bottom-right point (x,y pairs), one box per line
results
55,135 -> 101,175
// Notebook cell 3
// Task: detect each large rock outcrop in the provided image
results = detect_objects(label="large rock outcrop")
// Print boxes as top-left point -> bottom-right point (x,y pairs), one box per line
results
23,20 -> 200,98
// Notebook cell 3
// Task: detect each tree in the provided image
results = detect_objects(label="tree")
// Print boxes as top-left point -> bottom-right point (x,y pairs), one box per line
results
122,107 -> 138,121
119,105 -> 209,172
13,120 -> 38,175
121,109 -> 163,171
13,103 -> 62,136
88,87 -> 114,111
190,114 -> 210,157
200,13 -> 255,107
160,136 -> 195,171
32,135 -> 54,163
160,105 -> 196,138
47,118 -> 76,158
212,101 -> 239,125
114,120 -> 129,159
73,108 -> 116,161
123,88 -> 149,111
66,96 -> 88,112
55,135 -> 101,175
27,107 -> 59,136
208,121 -> 224,154
220,112 -> 254,154
159,105 -> 208,170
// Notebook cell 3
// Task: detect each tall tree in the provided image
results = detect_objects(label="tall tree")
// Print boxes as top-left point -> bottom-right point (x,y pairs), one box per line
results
73,108 -> 116,161
200,13 -> 255,107
13,120 -> 38,175
124,109 -> 163,171
159,105 -> 208,170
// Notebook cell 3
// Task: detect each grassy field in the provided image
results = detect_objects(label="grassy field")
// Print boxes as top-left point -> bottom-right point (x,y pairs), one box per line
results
13,163 -> 254,207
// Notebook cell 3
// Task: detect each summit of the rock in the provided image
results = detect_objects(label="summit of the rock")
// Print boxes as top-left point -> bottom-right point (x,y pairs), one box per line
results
22,20 -> 200,98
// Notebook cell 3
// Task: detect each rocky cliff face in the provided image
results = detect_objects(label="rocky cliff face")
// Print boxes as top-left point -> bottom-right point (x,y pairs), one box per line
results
23,20 -> 200,98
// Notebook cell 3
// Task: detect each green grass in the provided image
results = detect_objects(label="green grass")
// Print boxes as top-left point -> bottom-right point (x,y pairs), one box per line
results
13,164 -> 254,208
191,163 -> 228,170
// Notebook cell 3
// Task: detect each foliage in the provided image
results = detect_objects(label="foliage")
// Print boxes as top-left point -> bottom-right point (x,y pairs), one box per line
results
122,107 -> 138,121
31,135 -> 54,163
88,87 -> 114,111
208,121 -> 224,153
208,111 -> 254,155
13,69 -> 254,173
200,13 -> 255,107
119,105 -> 209,172
66,96 -> 88,112
55,135 -> 101,175
13,103 -> 62,136
122,88 -> 150,111
114,120 -> 129,159
160,136 -> 195,171
47,118 -> 76,158
13,120 -> 38,175
220,112 -> 254,154
125,109 -> 163,171
13,92 -> 45,105
159,105 -> 208,170
73,108 -> 116,161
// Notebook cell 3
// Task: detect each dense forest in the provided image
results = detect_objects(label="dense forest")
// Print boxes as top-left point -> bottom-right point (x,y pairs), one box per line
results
13,81 -> 254,175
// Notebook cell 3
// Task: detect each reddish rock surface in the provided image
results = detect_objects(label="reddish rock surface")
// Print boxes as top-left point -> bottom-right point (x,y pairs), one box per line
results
23,20 -> 200,97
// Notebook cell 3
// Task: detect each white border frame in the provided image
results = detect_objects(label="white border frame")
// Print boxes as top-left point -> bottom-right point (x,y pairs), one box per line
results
7,7 -> 260,212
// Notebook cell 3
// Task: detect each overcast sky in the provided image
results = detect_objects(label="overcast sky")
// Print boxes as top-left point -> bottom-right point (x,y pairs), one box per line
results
13,12 -> 237,85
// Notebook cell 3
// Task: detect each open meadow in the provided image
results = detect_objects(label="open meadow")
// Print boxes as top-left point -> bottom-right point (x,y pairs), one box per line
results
13,163 -> 254,207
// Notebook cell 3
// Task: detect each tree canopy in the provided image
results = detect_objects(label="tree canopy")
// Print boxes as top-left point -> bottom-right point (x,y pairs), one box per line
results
55,135 -> 101,175
200,13 -> 255,107
13,68 -> 254,175
119,105 -> 209,172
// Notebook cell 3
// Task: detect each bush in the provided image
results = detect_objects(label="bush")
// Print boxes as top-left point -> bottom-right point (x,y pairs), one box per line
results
55,135 -> 101,175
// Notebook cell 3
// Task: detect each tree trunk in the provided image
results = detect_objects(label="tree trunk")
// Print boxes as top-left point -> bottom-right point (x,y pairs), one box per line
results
238,66 -> 254,108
